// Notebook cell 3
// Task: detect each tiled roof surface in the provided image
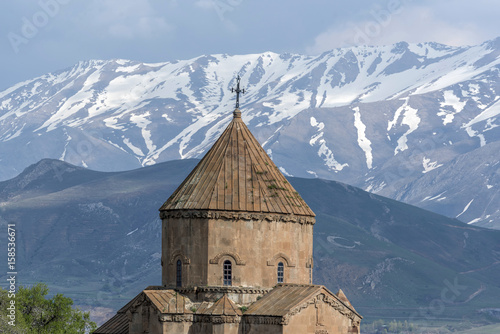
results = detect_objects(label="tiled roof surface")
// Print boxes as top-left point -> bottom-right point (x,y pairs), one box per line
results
336,288 -> 355,310
245,284 -> 360,318
143,289 -> 192,314
195,301 -> 212,314
93,287 -> 192,334
160,109 -> 315,217
245,284 -> 323,317
201,294 -> 242,316
93,312 -> 128,334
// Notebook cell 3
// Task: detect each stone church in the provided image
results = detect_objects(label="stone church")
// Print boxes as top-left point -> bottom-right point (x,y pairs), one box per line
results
94,78 -> 362,334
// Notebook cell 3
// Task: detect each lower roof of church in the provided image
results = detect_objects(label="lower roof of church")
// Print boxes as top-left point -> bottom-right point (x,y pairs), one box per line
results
94,284 -> 361,334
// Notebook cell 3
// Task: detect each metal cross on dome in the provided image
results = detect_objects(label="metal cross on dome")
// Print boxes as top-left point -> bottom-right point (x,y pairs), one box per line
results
231,75 -> 245,109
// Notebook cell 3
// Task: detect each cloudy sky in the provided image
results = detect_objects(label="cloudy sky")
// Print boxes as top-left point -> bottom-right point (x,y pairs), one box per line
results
1,0 -> 498,91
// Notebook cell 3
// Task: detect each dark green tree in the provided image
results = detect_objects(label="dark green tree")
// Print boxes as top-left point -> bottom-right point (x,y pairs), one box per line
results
0,283 -> 96,333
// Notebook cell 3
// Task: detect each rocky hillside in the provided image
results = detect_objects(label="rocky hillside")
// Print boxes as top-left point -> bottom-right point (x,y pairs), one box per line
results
0,159 -> 499,323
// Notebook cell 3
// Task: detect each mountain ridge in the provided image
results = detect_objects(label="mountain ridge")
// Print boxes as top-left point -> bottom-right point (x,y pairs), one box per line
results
1,38 -> 499,228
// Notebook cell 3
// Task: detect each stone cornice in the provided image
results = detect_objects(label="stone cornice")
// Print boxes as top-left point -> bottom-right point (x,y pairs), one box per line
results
195,315 -> 241,324
243,315 -> 284,325
176,286 -> 272,295
160,209 -> 315,225
159,314 -> 193,323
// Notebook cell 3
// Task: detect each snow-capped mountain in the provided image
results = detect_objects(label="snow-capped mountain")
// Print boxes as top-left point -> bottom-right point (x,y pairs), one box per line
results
1,38 -> 499,228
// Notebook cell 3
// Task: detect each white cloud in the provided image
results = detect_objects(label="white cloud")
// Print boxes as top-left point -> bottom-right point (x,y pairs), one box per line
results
108,17 -> 172,39
195,0 -> 215,9
306,5 -> 489,54
193,0 -> 241,32
81,0 -> 174,39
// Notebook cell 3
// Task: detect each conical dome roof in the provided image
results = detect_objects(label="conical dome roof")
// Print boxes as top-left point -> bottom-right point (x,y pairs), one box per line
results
160,109 -> 315,218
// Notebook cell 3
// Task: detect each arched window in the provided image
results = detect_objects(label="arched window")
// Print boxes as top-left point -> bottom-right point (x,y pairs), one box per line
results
277,262 -> 284,283
223,260 -> 232,286
176,259 -> 182,287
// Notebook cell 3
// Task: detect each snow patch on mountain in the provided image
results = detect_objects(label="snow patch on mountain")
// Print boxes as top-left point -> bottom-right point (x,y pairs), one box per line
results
464,125 -> 487,147
130,112 -> 155,154
422,157 -> 443,174
414,42 -> 500,95
117,64 -> 141,73
353,107 -> 373,169
422,191 -> 447,202
457,199 -> 474,218
392,99 -> 421,154
60,129 -> 72,160
127,228 -> 139,236
468,218 -> 482,225
123,138 -> 144,156
2,123 -> 25,142
365,181 -> 386,193
467,98 -> 500,126
310,117 -> 348,172
438,90 -> 467,125
104,116 -> 126,130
